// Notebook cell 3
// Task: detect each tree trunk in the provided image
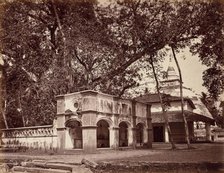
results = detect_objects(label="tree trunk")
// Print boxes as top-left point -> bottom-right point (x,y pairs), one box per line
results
1,64 -> 8,128
171,46 -> 191,149
51,0 -> 66,61
2,101 -> 8,129
149,56 -> 176,149
19,82 -> 25,127
51,0 -> 74,93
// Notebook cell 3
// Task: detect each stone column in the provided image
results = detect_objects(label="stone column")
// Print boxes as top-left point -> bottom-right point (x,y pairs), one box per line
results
131,100 -> 137,148
80,91 -> 98,152
55,95 -> 66,150
205,122 -> 211,141
56,114 -> 67,149
64,128 -> 73,149
56,127 -> 66,149
82,125 -> 97,152
128,127 -> 134,147
143,127 -> 148,144
110,126 -> 119,149
164,125 -> 169,143
146,104 -> 152,148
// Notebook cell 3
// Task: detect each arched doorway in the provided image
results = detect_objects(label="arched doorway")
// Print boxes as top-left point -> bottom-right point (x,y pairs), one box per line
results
119,122 -> 128,147
97,120 -> 110,148
66,119 -> 82,149
136,123 -> 144,146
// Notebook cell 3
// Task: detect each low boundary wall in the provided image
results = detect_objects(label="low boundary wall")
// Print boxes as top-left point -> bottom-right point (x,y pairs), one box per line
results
1,125 -> 57,150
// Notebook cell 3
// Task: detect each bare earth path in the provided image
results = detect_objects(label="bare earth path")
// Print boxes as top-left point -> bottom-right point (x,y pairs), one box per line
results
0,143 -> 223,164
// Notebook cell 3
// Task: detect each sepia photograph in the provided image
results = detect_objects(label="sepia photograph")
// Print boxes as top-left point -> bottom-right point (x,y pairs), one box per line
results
0,0 -> 223,172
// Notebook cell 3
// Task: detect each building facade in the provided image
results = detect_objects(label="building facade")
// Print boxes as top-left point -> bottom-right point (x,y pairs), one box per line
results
136,66 -> 214,143
1,90 -> 153,152
55,90 -> 152,152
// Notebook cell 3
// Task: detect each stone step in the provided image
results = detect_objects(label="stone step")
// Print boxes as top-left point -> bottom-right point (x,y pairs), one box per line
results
81,158 -> 98,168
0,163 -> 9,173
12,166 -> 71,173
21,161 -> 75,171
0,147 -> 19,152
72,165 -> 93,173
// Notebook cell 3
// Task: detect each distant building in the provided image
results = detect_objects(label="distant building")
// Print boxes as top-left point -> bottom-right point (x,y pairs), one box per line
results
135,65 -> 214,143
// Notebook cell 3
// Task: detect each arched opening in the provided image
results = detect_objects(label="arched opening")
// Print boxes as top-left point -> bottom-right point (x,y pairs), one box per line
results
66,120 -> 82,149
153,125 -> 164,142
136,123 -> 144,146
119,122 -> 128,147
97,120 -> 110,148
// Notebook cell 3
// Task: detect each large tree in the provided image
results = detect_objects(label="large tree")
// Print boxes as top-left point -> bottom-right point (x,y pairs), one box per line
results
1,0 -> 223,127
1,0 -> 143,127
189,0 -> 224,100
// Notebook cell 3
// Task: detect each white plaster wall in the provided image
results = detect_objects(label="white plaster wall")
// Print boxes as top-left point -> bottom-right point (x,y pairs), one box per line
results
97,96 -> 114,114
2,136 -> 58,149
1,125 -> 58,150
119,100 -> 132,116
65,129 -> 73,149
136,102 -> 147,118
64,93 -> 82,112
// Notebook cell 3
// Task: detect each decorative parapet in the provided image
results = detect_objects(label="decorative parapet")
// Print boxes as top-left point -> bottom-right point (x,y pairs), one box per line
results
1,125 -> 56,138
0,125 -> 58,150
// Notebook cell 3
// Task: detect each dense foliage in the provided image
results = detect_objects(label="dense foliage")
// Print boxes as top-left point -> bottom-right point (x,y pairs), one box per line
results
0,0 -> 223,127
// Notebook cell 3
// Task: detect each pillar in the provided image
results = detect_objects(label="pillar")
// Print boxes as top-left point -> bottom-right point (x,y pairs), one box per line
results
56,128 -> 66,149
143,126 -> 148,144
55,114 -> 67,149
64,128 -> 73,149
131,100 -> 137,148
164,125 -> 169,143
128,127 -> 135,147
205,122 -> 211,141
55,95 -> 66,150
110,127 -> 119,149
82,125 -> 97,152
110,114 -> 119,149
146,104 -> 152,148
80,91 -> 98,152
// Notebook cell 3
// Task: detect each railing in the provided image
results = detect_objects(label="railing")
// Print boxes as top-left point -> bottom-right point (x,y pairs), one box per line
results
0,125 -> 57,150
1,125 -> 56,138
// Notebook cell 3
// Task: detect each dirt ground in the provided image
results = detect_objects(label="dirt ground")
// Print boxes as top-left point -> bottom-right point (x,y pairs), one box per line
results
0,143 -> 223,173
0,143 -> 223,164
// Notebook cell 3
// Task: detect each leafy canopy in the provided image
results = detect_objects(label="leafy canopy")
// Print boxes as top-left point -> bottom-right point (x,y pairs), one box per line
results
1,0 -> 223,127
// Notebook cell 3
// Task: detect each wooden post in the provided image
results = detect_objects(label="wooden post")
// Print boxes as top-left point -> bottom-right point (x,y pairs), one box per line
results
132,100 -> 137,149
146,104 -> 152,148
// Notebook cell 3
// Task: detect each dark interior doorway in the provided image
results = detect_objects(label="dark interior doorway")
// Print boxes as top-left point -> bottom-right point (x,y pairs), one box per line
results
97,120 -> 110,148
119,122 -> 128,147
136,123 -> 144,145
153,126 -> 164,142
68,120 -> 82,149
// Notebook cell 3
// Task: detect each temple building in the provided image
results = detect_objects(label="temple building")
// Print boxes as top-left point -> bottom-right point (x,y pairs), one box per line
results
0,66 -> 214,151
55,90 -> 153,152
1,90 -> 153,152
135,65 -> 214,143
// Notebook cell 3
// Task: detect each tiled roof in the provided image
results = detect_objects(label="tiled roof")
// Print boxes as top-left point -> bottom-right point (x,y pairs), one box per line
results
135,93 -> 195,109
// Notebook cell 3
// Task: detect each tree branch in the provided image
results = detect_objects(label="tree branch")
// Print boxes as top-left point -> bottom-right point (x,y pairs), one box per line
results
73,49 -> 88,71
118,82 -> 136,98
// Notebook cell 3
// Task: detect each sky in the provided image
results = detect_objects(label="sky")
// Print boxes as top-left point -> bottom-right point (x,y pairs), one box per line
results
134,48 -> 208,96
162,48 -> 208,94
